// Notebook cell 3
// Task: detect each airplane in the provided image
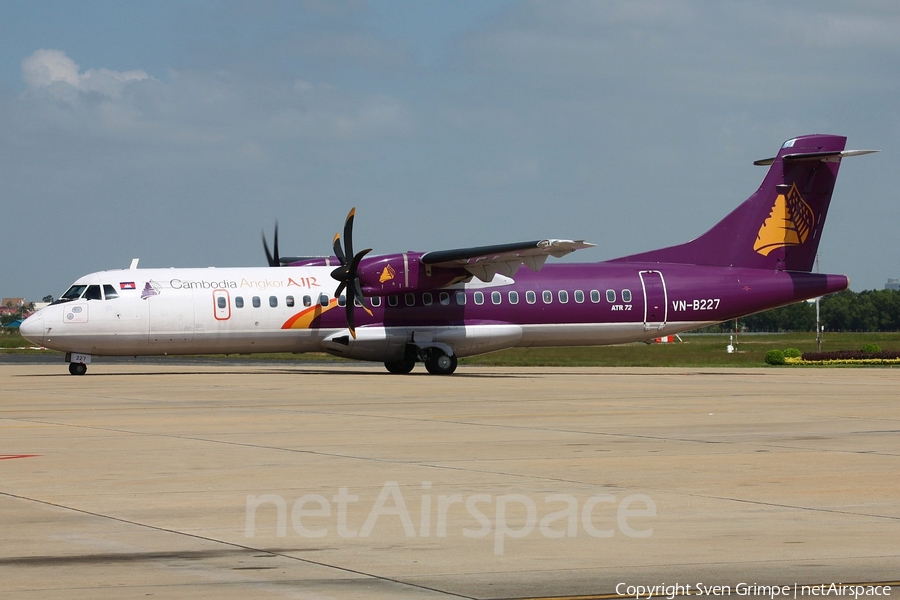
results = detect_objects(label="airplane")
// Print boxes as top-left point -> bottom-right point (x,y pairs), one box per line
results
20,134 -> 876,376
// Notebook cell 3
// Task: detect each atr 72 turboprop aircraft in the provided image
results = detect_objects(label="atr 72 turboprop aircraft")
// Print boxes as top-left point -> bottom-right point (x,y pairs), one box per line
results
21,134 -> 875,375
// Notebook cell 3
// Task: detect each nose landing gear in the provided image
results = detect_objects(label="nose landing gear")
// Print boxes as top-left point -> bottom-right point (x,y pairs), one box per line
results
68,362 -> 87,376
65,353 -> 90,375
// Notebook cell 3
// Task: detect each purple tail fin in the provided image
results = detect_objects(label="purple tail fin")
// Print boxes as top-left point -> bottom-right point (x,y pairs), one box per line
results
609,134 -> 849,272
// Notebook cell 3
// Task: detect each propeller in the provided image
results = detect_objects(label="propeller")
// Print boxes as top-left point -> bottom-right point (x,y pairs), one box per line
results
262,220 -> 281,267
330,208 -> 373,338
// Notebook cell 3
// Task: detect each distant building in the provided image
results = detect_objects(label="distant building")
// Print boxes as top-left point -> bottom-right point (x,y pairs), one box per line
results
886,278 -> 900,291
1,298 -> 36,320
0,298 -> 26,315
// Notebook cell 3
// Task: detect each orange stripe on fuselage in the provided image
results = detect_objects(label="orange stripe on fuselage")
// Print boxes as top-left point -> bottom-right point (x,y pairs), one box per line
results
281,299 -> 339,329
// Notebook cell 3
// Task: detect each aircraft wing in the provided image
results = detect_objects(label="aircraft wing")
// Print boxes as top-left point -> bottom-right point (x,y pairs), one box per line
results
421,239 -> 595,282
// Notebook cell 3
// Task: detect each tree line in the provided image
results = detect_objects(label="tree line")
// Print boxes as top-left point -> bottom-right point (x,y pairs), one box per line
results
716,289 -> 900,333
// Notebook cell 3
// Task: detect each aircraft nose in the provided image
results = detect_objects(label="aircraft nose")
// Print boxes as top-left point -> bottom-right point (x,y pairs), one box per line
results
19,312 -> 44,346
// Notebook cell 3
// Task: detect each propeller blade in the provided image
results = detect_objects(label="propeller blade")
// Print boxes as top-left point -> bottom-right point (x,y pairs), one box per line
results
273,221 -> 280,265
353,279 -> 374,317
333,232 -> 346,264
343,208 -> 356,261
348,248 -> 372,273
262,221 -> 281,267
262,231 -> 273,266
346,299 -> 357,339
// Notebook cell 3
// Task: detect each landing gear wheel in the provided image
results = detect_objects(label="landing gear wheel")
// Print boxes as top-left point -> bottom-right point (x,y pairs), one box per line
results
68,362 -> 87,376
424,350 -> 457,375
384,358 -> 416,374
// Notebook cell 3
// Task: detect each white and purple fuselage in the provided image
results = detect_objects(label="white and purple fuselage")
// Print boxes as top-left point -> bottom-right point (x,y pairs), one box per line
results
20,134 -> 869,375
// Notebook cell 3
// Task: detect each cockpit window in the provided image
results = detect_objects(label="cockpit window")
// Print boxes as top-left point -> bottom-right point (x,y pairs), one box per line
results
52,285 -> 87,304
84,285 -> 102,300
62,285 -> 86,299
103,285 -> 119,300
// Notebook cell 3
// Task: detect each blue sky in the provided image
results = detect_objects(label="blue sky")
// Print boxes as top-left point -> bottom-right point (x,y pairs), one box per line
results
2,1 -> 898,300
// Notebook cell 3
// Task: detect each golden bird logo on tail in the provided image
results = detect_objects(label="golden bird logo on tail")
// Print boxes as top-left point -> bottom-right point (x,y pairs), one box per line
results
753,183 -> 814,256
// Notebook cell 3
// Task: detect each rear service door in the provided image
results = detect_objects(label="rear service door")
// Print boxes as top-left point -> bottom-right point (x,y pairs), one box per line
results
639,270 -> 667,331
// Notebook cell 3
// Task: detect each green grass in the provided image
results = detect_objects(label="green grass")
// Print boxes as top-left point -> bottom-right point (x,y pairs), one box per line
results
0,331 -> 32,349
460,332 -> 900,367
4,329 -> 900,367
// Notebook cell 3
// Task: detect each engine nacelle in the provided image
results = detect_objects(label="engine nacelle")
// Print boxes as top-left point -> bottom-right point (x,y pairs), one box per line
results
320,327 -> 408,362
358,253 -> 465,296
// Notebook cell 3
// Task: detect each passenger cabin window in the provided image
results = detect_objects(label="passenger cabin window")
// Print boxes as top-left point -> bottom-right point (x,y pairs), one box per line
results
269,296 -> 278,308
606,290 -> 616,303
542,290 -> 553,304
370,297 -> 382,307
303,295 -> 312,307
474,292 -> 484,305
558,290 -> 569,304
388,295 -> 399,307
318,293 -> 329,307
103,285 -> 119,300
509,291 -> 519,304
622,289 -> 632,303
574,290 -> 585,304
235,296 -> 244,308
491,291 -> 502,305
217,297 -> 227,309
590,290 -> 601,303
526,291 -> 536,304
405,293 -> 415,306
456,292 -> 466,305
252,296 -> 261,308
338,295 -> 346,307
439,292 -> 450,306
423,293 -> 433,306
286,296 -> 295,307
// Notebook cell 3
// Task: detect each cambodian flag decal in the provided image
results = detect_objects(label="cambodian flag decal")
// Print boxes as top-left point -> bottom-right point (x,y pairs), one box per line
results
120,282 -> 136,290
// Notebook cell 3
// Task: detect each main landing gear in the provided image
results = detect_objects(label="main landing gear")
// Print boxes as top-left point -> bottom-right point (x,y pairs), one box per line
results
383,345 -> 458,375
424,349 -> 457,375
384,358 -> 416,374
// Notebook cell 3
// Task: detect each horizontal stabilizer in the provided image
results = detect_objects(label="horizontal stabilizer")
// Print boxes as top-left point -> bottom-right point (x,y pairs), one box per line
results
753,149 -> 878,166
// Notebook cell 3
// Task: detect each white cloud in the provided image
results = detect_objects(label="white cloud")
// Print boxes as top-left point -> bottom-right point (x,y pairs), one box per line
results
21,49 -> 81,88
22,49 -> 150,100
15,49 -> 414,146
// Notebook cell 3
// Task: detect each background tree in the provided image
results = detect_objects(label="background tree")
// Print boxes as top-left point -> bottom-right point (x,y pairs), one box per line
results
694,289 -> 900,333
